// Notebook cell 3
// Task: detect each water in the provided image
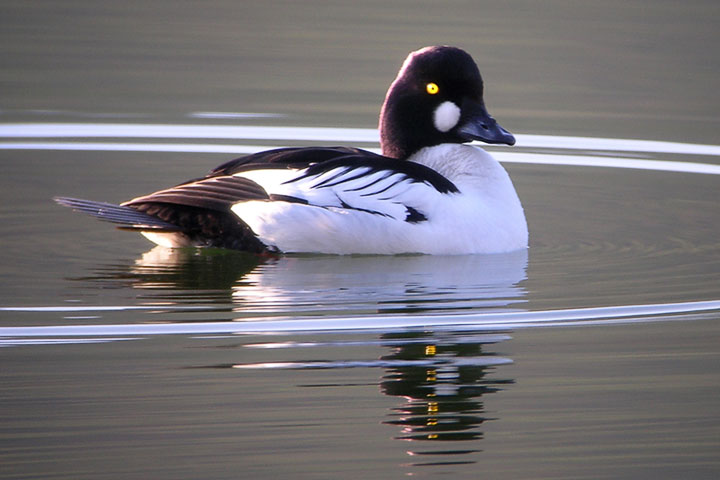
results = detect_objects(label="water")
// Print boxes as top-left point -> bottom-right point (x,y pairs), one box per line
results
2,1 -> 720,479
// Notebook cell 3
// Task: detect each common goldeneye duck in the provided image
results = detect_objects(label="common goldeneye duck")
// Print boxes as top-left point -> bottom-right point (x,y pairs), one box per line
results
55,46 -> 528,255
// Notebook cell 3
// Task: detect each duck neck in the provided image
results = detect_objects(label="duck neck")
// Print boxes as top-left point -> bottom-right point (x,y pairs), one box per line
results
379,103 -> 411,159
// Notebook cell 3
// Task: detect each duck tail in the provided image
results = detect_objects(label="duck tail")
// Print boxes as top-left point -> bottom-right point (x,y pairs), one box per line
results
53,197 -> 180,231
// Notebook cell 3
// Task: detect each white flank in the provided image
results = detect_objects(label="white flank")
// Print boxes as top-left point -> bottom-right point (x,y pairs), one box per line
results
232,144 -> 528,255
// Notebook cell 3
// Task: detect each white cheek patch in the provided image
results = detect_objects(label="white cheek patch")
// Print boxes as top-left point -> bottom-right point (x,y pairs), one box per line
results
433,101 -> 461,133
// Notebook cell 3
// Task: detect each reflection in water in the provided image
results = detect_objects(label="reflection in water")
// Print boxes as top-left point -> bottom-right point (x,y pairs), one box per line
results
380,332 -> 512,467
233,251 -> 528,317
70,247 -> 526,469
237,331 -> 513,469
74,246 -> 528,318
74,247 -> 263,305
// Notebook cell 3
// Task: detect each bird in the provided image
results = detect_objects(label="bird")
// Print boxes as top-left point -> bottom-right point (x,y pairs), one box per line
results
55,46 -> 528,255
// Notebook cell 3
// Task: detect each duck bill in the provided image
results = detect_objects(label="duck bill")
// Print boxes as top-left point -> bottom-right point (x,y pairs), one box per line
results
457,99 -> 516,146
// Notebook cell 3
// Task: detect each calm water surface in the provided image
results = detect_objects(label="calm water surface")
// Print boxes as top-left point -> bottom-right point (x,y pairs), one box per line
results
1,1 -> 720,479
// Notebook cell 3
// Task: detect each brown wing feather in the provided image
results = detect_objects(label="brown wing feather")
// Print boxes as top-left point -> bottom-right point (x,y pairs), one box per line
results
123,176 -> 269,211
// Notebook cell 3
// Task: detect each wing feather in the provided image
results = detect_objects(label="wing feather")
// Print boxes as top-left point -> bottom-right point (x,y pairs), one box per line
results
120,146 -> 457,217
123,176 -> 268,211
57,146 -> 459,252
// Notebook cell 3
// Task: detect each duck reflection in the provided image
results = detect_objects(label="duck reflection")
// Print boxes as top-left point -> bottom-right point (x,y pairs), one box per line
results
73,246 -> 263,297
380,331 -> 512,466
75,246 -> 524,469
75,246 -> 528,317
237,330 -> 513,469
233,250 -> 528,316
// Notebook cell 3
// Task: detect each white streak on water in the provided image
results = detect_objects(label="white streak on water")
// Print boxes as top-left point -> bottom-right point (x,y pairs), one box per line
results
0,123 -> 379,143
513,134 -> 720,156
1,123 -> 719,156
0,305 -> 224,312
0,337 -> 138,347
0,142 -> 272,154
233,356 -> 514,370
187,112 -> 286,119
1,300 -> 718,338
493,152 -> 720,175
1,142 -> 718,175
243,334 -> 513,349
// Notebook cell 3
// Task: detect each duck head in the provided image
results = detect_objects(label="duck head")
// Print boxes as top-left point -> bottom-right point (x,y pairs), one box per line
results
379,46 -> 515,159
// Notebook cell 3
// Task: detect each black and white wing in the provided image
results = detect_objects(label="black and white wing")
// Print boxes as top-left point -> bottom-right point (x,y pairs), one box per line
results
55,146 -> 459,252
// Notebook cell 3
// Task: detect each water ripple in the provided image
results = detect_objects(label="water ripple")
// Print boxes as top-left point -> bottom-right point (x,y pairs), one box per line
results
1,300 -> 718,340
1,123 -> 719,174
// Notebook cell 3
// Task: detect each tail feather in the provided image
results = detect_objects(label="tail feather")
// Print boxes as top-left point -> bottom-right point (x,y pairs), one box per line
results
53,197 -> 180,231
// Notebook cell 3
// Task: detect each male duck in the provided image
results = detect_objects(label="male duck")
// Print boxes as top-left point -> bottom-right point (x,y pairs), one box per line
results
55,46 -> 528,255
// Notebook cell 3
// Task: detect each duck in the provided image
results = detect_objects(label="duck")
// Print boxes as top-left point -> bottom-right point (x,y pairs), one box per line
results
55,46 -> 528,255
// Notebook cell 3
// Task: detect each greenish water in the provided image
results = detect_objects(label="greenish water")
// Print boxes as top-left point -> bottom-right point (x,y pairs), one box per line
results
1,1 -> 719,479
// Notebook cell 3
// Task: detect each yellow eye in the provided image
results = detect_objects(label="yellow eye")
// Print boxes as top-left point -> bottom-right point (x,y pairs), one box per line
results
426,82 -> 439,95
